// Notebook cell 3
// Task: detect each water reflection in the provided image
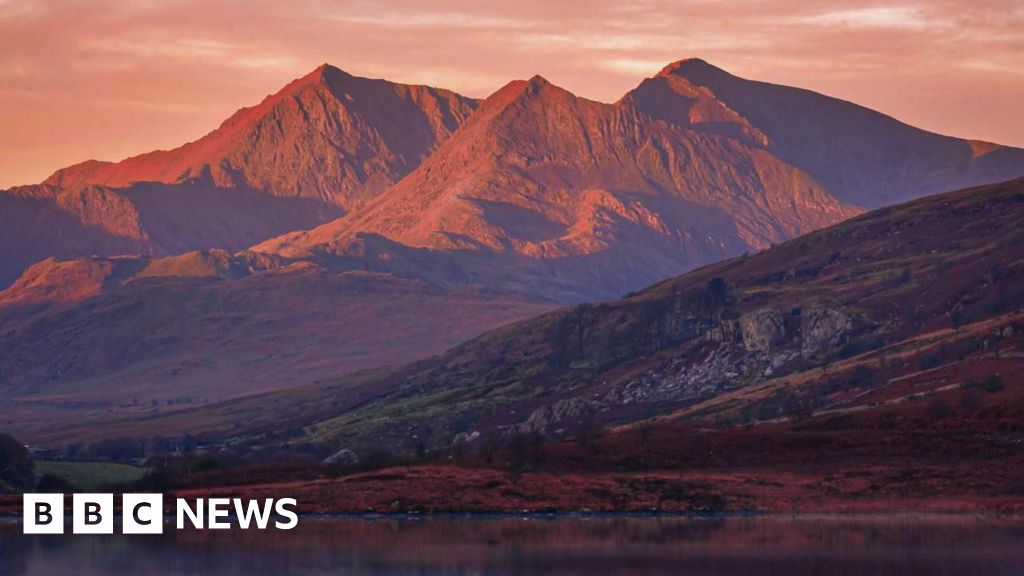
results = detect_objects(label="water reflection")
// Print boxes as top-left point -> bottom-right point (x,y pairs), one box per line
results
2,514 -> 1023,575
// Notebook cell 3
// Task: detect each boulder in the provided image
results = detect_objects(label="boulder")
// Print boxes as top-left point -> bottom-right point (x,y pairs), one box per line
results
322,448 -> 360,466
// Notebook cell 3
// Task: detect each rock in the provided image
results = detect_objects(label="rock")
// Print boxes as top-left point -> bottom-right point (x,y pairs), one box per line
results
519,398 -> 598,434
452,430 -> 481,445
706,319 -> 739,343
322,448 -> 360,465
739,308 -> 787,352
800,307 -> 852,357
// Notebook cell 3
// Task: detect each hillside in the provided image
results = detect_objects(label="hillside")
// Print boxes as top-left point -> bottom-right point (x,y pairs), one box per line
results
273,177 -> 1024,454
0,183 -> 340,288
0,253 -> 554,439
44,177 -> 1023,457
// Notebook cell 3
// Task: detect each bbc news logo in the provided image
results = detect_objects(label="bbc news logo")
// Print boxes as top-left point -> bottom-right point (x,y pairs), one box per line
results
23,494 -> 298,534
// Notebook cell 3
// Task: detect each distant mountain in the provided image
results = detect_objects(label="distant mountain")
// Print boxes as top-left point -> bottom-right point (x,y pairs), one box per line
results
0,182 -> 338,288
44,65 -> 478,207
5,59 -> 1023,294
62,177 -> 1022,454
0,65 -> 477,286
260,60 -> 1024,302
260,74 -> 856,301
632,59 -> 1024,208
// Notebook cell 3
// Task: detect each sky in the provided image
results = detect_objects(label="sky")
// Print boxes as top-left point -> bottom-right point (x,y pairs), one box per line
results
1,0 -> 1022,188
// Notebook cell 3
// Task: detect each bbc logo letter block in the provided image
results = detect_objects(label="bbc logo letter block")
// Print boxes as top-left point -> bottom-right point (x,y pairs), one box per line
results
23,494 -> 164,534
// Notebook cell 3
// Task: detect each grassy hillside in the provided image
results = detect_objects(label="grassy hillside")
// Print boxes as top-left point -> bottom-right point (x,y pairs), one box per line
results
35,460 -> 148,490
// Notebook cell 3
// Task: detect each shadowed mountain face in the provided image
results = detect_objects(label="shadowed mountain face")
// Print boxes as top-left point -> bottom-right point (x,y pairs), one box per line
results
635,59 -> 1024,208
0,183 -> 341,288
0,65 -> 477,287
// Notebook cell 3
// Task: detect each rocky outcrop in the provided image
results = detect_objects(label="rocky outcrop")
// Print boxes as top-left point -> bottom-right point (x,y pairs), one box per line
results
602,305 -> 853,408
706,319 -> 739,344
739,308 -> 787,352
518,398 -> 599,434
322,448 -> 360,465
800,307 -> 852,357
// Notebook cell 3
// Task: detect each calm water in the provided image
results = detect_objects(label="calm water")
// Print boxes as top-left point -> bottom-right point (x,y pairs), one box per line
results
2,514 -> 1023,575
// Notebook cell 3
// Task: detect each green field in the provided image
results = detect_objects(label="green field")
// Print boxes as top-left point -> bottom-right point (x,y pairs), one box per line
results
35,460 -> 149,490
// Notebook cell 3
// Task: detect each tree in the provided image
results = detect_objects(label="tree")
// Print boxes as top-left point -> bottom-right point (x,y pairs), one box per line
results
507,431 -> 544,481
0,433 -> 35,491
189,453 -> 223,474
578,414 -> 603,450
950,308 -> 965,332
706,277 -> 729,307
479,431 -> 502,464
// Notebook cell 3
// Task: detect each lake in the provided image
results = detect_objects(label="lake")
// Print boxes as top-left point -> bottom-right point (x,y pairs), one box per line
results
2,514 -> 1023,575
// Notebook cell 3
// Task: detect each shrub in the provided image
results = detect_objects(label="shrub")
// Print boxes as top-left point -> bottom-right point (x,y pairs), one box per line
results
964,374 -> 1006,394
0,433 -> 34,491
36,473 -> 79,493
189,453 -> 224,474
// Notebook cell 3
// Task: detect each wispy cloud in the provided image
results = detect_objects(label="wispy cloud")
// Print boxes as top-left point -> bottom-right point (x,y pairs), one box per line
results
326,12 -> 530,29
80,35 -> 298,69
793,6 -> 949,30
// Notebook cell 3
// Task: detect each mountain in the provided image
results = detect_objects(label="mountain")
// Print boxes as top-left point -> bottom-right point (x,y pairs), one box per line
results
0,183 -> 339,288
259,60 -> 1024,302
0,65 -> 477,287
50,177 -> 1023,454
259,74 -> 857,301
5,58 -> 1023,295
44,65 -> 478,207
630,59 -> 1024,208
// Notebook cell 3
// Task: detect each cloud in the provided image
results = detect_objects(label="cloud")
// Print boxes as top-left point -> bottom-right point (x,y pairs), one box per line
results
793,6 -> 949,30
80,35 -> 298,70
326,12 -> 530,29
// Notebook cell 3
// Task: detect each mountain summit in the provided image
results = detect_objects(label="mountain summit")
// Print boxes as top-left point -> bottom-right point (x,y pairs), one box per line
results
641,58 -> 1024,207
44,64 -> 479,208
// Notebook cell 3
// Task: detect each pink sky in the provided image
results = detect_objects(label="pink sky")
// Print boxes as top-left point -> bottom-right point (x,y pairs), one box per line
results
1,0 -> 1022,188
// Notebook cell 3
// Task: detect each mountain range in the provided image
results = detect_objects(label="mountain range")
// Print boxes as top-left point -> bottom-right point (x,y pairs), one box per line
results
0,65 -> 478,287
2,58 -> 1024,437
